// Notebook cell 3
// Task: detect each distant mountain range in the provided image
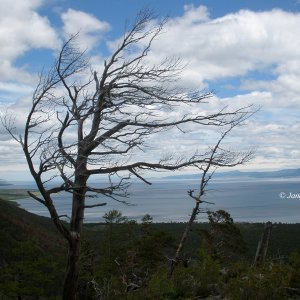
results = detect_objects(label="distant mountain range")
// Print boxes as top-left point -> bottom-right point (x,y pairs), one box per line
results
2,168 -> 300,186
163,168 -> 300,180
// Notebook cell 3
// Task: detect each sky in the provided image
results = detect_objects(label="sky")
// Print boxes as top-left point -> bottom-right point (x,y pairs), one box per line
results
1,0 -> 300,181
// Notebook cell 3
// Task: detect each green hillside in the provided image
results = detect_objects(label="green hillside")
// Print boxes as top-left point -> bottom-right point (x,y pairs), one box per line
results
0,198 -> 66,254
1,197 -> 300,299
0,198 -> 66,299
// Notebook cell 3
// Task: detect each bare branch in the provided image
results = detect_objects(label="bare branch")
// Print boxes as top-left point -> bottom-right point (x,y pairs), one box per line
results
84,203 -> 107,209
3,10 -> 257,297
129,168 -> 152,185
27,191 -> 46,205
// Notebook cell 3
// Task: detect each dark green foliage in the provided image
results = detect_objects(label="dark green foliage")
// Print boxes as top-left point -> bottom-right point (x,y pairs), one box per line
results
200,209 -> 248,263
288,251 -> 300,289
222,261 -> 291,299
77,211 -> 176,299
2,199 -> 300,299
0,199 -> 65,299
171,250 -> 220,298
0,240 -> 63,299
133,267 -> 176,300
126,251 -> 220,299
77,239 -> 101,300
0,198 -> 66,256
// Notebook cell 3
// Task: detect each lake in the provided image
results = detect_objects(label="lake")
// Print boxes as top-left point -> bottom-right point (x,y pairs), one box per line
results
10,178 -> 300,223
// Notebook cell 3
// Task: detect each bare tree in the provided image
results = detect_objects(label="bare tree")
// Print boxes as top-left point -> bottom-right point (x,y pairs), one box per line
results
2,11 -> 255,299
168,121 -> 254,277
253,221 -> 272,266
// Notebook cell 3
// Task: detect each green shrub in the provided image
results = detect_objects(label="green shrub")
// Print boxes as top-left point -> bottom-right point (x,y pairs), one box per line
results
288,251 -> 300,289
222,262 -> 291,300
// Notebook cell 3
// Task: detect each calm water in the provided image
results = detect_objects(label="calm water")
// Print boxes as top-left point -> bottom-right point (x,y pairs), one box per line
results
10,178 -> 300,223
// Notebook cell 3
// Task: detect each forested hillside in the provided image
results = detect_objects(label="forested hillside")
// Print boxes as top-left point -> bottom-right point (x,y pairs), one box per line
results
1,199 -> 300,299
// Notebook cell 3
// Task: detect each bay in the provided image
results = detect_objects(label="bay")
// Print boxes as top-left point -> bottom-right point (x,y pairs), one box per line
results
12,178 -> 300,223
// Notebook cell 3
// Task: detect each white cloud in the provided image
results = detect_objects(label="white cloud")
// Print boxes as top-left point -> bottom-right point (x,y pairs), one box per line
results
181,4 -> 210,24
2,4 -> 300,177
0,81 -> 33,96
129,5 -> 300,171
61,9 -> 110,51
0,0 -> 59,83
146,7 -> 300,89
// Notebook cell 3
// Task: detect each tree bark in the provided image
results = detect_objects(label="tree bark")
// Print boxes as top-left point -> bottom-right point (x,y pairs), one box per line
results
62,170 -> 87,299
169,201 -> 200,277
253,221 -> 272,266
1,14 -> 255,299
63,236 -> 81,300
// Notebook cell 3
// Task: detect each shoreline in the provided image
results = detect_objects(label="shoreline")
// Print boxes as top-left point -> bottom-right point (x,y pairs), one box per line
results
1,197 -> 300,224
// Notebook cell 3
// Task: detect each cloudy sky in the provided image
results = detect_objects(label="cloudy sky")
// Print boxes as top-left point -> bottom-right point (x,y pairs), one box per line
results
1,0 -> 300,181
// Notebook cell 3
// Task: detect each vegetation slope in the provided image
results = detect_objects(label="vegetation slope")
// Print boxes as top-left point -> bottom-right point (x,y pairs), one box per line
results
1,197 -> 300,299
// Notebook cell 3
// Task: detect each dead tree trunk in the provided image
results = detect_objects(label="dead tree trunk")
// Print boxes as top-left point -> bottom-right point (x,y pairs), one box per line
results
169,201 -> 201,277
168,124 -> 249,277
2,11 -> 256,299
253,221 -> 272,266
61,160 -> 87,299
63,236 -> 81,300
